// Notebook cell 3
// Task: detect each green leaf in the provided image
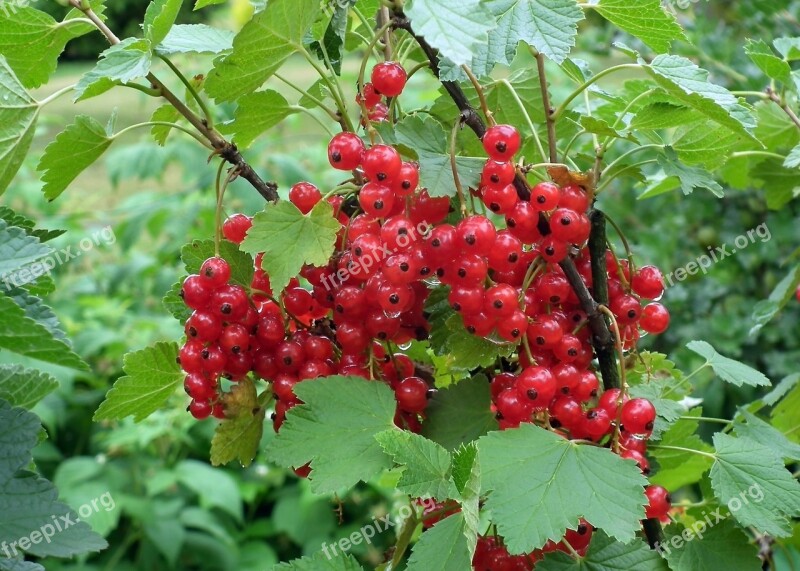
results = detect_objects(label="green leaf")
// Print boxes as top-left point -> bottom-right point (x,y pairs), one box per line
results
308,2 -> 349,75
93,342 -> 184,422
0,294 -> 88,370
479,424 -> 648,553
451,443 -> 481,555
710,433 -> 800,537
163,280 -> 192,322
240,201 -> 340,295
269,550 -> 364,570
751,158 -> 800,209
0,56 -> 38,196
763,372 -> 800,406
180,239 -> 254,287
175,459 -> 242,521
0,207 -> 63,243
227,90 -> 298,148
422,375 -> 498,451
772,378 -> 800,442
0,560 -> 44,571
733,410 -> 800,462
74,38 -> 153,101
595,0 -> 686,53
672,120 -> 743,169
646,55 -> 757,138
37,115 -> 114,201
405,0 -> 496,67
0,366 -> 58,410
784,143 -> 800,169
658,520 -> 761,571
774,37 -> 800,60
210,382 -> 268,468
194,0 -> 226,9
150,103 -> 181,146
686,340 -> 771,387
0,219 -> 52,278
144,0 -> 183,46
266,376 -> 396,494
376,429 -> 455,500
580,115 -> 635,141
657,147 -> 724,197
205,0 -> 321,102
7,288 -> 68,342
750,265 -> 800,335
537,531 -> 667,571
394,115 -> 484,198
0,7 -> 91,89
155,24 -> 234,55
650,408 -> 714,490
0,401 -> 107,557
631,103 -> 697,129
406,512 -> 473,571
745,38 -> 791,83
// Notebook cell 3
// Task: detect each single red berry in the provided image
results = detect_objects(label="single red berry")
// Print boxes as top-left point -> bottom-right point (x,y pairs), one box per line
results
549,396 -> 582,430
540,236 -> 569,263
495,388 -> 532,425
393,162 -> 420,196
487,231 -> 523,273
531,182 -> 561,211
362,144 -> 402,182
188,399 -> 212,419
549,208 -> 587,244
328,132 -> 365,170
199,257 -> 231,289
359,182 -> 395,218
482,183 -> 518,214
496,310 -> 528,342
222,214 -> 252,244
184,373 -> 217,401
631,265 -> 664,299
219,323 -> 251,355
184,310 -> 223,343
367,102 -> 389,122
516,366 -> 556,408
211,284 -> 249,321
482,124 -> 521,161
620,449 -> 650,474
527,315 -> 564,348
611,294 -> 642,326
558,184 -> 589,212
356,82 -> 382,108
640,302 -> 670,334
645,485 -> 671,519
481,160 -> 516,188
620,398 -> 656,435
289,182 -> 322,214
456,215 -> 497,257
505,201 -> 542,244
408,190 -> 451,225
581,408 -> 613,440
597,388 -> 628,417
200,344 -> 227,375
395,376 -> 430,413
371,61 -> 408,97
181,274 -> 213,310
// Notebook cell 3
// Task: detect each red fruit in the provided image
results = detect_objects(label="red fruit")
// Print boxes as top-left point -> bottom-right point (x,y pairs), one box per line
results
527,315 -> 564,348
200,344 -> 227,375
328,132 -> 365,170
631,265 -> 664,299
181,274 -> 213,310
516,366 -> 557,408
356,82 -> 382,108
179,340 -> 204,374
549,396 -> 582,429
378,282 -> 414,313
359,182 -> 395,218
199,256 -> 231,289
482,124 -> 521,161
496,310 -> 528,342
640,302 -> 670,334
645,485 -> 671,519
481,160 -> 516,188
484,283 -> 519,318
448,254 -> 489,287
219,323 -> 250,355
597,388 -> 628,417
336,322 -> 370,353
573,371 -> 600,402
362,144 -> 402,182
185,310 -> 223,343
210,284 -> 249,321
558,184 -> 589,212
275,340 -> 305,373
371,61 -> 407,97
488,231 -> 523,273
368,102 -> 389,122
482,183 -> 518,214
540,236 -> 569,263
495,388 -> 531,424
620,398 -> 656,435
408,190 -> 450,225
562,521 -> 593,552
456,215 -> 497,257
621,449 -> 650,474
381,215 -> 417,251
393,162 -> 420,196
424,224 -> 458,263
554,334 -> 582,363
530,182 -> 561,211
449,285 -> 485,314
505,200 -> 542,244
581,408 -> 613,440
549,208 -> 587,244
396,376 -> 430,413
222,214 -> 252,244
189,399 -> 212,420
289,182 -> 322,214
611,294 -> 642,326
464,311 -> 495,336
184,373 -> 216,401
491,372 -> 517,400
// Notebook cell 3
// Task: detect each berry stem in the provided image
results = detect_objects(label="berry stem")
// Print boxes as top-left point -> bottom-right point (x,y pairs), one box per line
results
462,64 -> 495,126
534,50 -> 559,164
158,54 -> 215,129
274,73 -> 340,122
450,116 -> 469,216
551,64 -> 644,122
111,121 -> 213,148
766,86 -> 800,132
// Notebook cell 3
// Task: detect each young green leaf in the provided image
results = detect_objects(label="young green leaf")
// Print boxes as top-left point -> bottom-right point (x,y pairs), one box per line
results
266,376 -> 396,494
37,116 -> 114,201
0,56 -> 39,196
74,38 -> 153,102
745,38 -> 791,83
774,37 -> 800,60
0,294 -> 88,371
226,90 -> 299,148
686,340 -> 771,387
479,424 -> 648,553
421,375 -> 498,451
710,433 -> 800,537
194,0 -> 226,9
405,512 -> 473,571
750,265 -> 800,335
657,147 -> 724,197
658,520 -> 760,571
150,104 -> 182,146
210,383 -> 269,467
269,550 -> 364,570
376,429 -> 455,500
537,531 -> 668,571
93,342 -> 184,422
594,0 -> 687,54
405,0 -> 496,67
204,0 -> 321,102
144,0 -> 184,46
240,201 -> 340,295
155,24 -> 234,55
0,365 -> 58,410
751,158 -> 800,209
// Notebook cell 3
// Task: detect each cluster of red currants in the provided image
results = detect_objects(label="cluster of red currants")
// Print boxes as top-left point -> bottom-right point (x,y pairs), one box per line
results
472,522 -> 594,570
356,60 -> 408,123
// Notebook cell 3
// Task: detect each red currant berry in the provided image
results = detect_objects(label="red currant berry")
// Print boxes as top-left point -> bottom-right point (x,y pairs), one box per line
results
184,310 -> 223,343
640,302 -> 670,334
222,213 -> 252,244
495,388 -> 532,424
581,408 -> 613,440
359,182 -> 395,218
181,274 -> 213,310
200,344 -> 227,375
482,124 -> 521,161
371,61 -> 407,97
408,190 -> 451,225
645,485 -> 671,519
540,236 -> 569,263
549,396 -> 582,430
517,366 -> 556,408
505,201 -> 542,244
289,182 -> 322,214
211,284 -> 249,322
184,373 -> 217,401
611,294 -> 642,326
393,161 -> 420,196
396,376 -> 430,413
328,132 -> 365,170
482,183 -> 518,214
620,449 -> 650,474
526,315 -> 564,348
549,208 -> 586,244
362,144 -> 402,182
481,160 -> 516,188
558,184 -> 588,212
356,82 -> 382,108
620,397 -> 656,435
189,399 -> 212,419
456,215 -> 497,257
631,265 -> 664,299
531,182 -> 561,211
219,323 -> 250,355
484,283 -> 519,318
275,340 -> 306,373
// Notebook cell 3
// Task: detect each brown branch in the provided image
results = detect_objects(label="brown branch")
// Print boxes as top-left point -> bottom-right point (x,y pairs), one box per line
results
767,87 -> 800,132
587,210 -> 619,390
642,518 -> 664,550
68,0 -> 279,202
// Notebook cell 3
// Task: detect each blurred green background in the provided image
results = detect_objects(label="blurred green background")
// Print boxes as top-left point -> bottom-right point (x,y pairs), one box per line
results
5,0 -> 799,569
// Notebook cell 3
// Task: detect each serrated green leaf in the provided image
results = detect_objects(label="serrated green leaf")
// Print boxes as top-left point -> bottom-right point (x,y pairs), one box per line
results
205,0 -> 321,102
710,433 -> 800,537
784,143 -> 800,169
227,90 -> 298,148
376,429 -> 455,500
0,56 -> 38,196
405,0 -> 496,67
658,147 -> 723,197
163,280 -> 192,321
755,101 -> 800,150
774,37 -> 800,60
745,38 -> 791,83
240,201 -> 339,294
210,382 -> 268,467
0,207 -> 64,243
175,459 -> 242,521
0,401 -> 107,557
93,342 -> 183,422
658,520 -> 760,571
155,24 -> 234,55
631,103 -> 697,129
751,158 -> 800,209
422,375 -> 497,451
686,340 -> 770,387
180,239 -> 254,287
650,408 -> 713,490
672,120 -> 743,169
150,103 -> 181,146
406,512 -> 473,571
268,550 -> 364,570
266,376 -> 396,494
595,0 -> 687,53
580,115 -> 635,141
0,219 -> 52,278
537,531 -> 667,571
37,115 -> 114,201
0,366 -> 58,410
451,442 -> 480,555
733,410 -> 800,461
750,265 -> 800,335
764,373 -> 800,406
646,55 -> 757,138
479,424 -> 648,553
74,38 -> 153,101
144,0 -> 183,46
308,2 -> 348,75
7,288 -> 67,342
771,379 -> 800,442
0,294 -> 88,370
298,78 -> 332,110
0,560 -> 44,571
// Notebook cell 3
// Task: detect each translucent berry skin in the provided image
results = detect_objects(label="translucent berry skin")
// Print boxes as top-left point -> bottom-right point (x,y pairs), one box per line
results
631,265 -> 665,299
645,485 -> 671,519
482,124 -> 521,161
531,182 -> 561,211
289,182 -> 322,214
620,397 -> 656,435
395,376 -> 430,413
640,302 -> 670,334
371,61 -> 408,97
328,132 -> 365,170
200,257 -> 231,289
222,214 -> 252,244
361,144 -> 402,182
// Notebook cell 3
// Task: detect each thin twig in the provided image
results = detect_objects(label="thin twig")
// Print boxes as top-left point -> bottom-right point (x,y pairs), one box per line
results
767,87 -> 800,131
535,52 -> 558,163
